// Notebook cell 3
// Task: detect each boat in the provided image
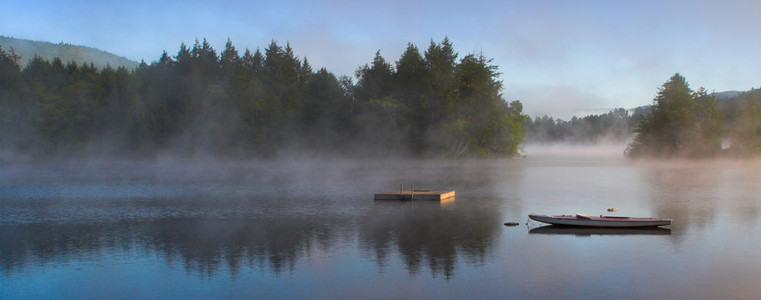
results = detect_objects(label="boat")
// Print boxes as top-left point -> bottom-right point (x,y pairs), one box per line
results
528,213 -> 671,228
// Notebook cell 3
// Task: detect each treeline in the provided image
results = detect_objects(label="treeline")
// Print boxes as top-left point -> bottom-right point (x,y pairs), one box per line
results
0,38 -> 528,160
524,108 -> 642,144
626,73 -> 761,158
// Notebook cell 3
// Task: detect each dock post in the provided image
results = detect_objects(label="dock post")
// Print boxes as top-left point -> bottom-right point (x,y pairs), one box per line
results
411,184 -> 414,201
400,184 -> 403,200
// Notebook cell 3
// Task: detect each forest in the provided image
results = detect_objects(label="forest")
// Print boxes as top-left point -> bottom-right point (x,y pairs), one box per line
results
0,38 -> 528,160
523,108 -> 643,144
524,74 -> 761,159
626,73 -> 761,158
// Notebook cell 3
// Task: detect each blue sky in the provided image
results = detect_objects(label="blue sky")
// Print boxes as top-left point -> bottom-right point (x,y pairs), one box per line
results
2,0 -> 760,118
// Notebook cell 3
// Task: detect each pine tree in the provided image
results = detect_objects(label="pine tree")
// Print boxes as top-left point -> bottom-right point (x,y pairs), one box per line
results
728,89 -> 761,156
626,73 -> 722,158
394,43 -> 428,154
0,46 -> 28,151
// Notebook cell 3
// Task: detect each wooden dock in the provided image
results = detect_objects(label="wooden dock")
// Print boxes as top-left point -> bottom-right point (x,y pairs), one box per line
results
374,190 -> 455,201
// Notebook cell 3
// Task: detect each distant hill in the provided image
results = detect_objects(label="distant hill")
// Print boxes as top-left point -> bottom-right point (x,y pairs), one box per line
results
0,36 -> 139,70
712,90 -> 741,100
714,88 -> 761,115
524,88 -> 761,144
630,89 -> 760,113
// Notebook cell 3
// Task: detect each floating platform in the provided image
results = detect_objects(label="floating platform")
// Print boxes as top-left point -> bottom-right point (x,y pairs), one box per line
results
374,190 -> 455,201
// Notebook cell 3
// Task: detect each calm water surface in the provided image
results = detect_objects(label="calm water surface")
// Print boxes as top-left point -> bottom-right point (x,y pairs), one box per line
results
2,149 -> 761,299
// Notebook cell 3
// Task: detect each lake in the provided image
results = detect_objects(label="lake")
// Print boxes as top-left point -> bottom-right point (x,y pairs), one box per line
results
2,146 -> 761,299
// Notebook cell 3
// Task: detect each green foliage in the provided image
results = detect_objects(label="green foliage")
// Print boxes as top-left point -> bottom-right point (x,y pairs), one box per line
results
0,38 -> 528,159
350,39 -> 527,157
727,89 -> 761,156
626,73 -> 724,158
0,46 -> 29,153
446,53 -> 512,157
524,108 -> 637,144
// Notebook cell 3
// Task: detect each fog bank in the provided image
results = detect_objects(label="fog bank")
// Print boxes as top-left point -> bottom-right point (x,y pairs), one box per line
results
523,143 -> 629,160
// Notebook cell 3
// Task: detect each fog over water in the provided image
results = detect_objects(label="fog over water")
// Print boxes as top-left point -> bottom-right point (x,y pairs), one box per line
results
2,147 -> 761,298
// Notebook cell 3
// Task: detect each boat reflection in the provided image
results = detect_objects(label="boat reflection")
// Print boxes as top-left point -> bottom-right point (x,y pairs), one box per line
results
529,225 -> 671,236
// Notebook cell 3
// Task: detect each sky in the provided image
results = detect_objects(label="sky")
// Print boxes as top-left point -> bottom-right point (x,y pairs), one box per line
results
2,0 -> 760,118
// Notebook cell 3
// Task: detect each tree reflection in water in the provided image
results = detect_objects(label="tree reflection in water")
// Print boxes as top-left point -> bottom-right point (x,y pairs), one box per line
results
1,198 -> 500,279
359,199 -> 499,279
1,159 -> 513,281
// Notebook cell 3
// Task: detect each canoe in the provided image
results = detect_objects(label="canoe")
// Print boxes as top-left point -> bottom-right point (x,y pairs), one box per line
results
528,213 -> 671,228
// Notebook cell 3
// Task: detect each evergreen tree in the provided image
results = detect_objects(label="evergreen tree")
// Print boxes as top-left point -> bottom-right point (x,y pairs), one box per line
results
0,37 -> 529,159
449,53 -> 507,157
263,41 -> 304,131
626,73 -> 722,158
0,46 -> 28,152
691,87 -> 723,156
728,89 -> 761,156
354,50 -> 395,102
354,50 -> 405,154
424,37 -> 457,118
301,68 -> 353,148
220,39 -> 240,81
394,43 -> 428,154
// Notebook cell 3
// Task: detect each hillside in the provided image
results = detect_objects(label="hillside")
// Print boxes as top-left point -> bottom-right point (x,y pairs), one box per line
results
0,36 -> 138,70
524,88 -> 761,145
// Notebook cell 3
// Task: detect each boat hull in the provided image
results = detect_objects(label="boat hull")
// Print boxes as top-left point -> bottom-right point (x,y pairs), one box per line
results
529,213 -> 671,227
